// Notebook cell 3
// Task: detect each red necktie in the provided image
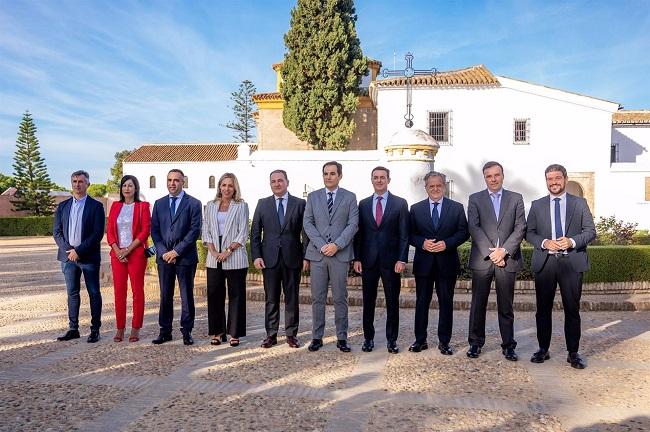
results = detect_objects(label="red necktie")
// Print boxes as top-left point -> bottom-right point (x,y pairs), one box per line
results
375,196 -> 383,226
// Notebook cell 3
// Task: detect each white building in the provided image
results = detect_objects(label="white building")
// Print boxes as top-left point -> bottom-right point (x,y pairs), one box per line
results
123,64 -> 650,229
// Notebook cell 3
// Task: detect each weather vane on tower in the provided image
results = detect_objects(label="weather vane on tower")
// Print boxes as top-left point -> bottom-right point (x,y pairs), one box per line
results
382,52 -> 437,128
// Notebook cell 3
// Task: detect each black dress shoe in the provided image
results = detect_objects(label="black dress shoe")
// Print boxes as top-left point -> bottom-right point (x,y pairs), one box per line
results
336,340 -> 351,352
530,349 -> 550,363
152,333 -> 173,345
567,352 -> 586,369
87,330 -> 100,343
308,339 -> 323,352
438,343 -> 453,355
408,341 -> 428,352
361,339 -> 374,352
261,336 -> 278,348
466,344 -> 481,358
182,333 -> 194,346
57,329 -> 80,341
502,347 -> 518,361
387,341 -> 399,354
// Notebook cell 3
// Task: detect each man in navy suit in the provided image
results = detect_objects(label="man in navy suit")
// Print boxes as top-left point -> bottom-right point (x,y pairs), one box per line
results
353,166 -> 409,354
526,164 -> 596,369
150,169 -> 202,345
251,169 -> 309,349
409,171 -> 469,355
53,170 -> 105,343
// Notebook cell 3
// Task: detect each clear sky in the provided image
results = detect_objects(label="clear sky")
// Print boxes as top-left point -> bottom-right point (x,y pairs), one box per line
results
1,0 -> 649,185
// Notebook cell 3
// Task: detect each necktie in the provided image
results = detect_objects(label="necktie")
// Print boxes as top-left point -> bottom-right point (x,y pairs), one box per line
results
554,197 -> 563,239
327,192 -> 334,215
170,196 -> 178,219
431,202 -> 439,231
277,197 -> 285,227
491,192 -> 501,221
375,196 -> 383,226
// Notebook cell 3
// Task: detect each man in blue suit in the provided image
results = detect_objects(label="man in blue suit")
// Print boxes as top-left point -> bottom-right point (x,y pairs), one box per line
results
151,169 -> 202,345
353,166 -> 409,354
53,170 -> 105,343
409,171 -> 469,355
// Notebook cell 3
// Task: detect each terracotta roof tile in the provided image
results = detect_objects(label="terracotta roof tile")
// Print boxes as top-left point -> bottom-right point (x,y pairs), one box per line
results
252,92 -> 282,101
613,110 -> 650,124
376,65 -> 499,87
125,144 -> 257,163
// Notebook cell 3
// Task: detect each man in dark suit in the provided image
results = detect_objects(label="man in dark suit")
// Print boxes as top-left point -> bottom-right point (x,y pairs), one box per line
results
467,161 -> 526,361
251,169 -> 308,349
150,168 -> 202,345
409,171 -> 468,355
353,166 -> 409,354
53,170 -> 105,343
526,164 -> 596,369
303,161 -> 359,353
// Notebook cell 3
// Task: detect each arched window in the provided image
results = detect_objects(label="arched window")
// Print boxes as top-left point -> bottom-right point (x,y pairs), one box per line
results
184,176 -> 189,188
209,176 -> 216,189
149,176 -> 156,189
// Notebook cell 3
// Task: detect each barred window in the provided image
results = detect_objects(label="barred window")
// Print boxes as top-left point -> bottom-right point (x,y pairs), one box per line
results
209,176 -> 216,189
513,118 -> 530,145
149,176 -> 156,189
428,111 -> 451,144
444,180 -> 454,199
610,144 -> 619,163
184,176 -> 189,188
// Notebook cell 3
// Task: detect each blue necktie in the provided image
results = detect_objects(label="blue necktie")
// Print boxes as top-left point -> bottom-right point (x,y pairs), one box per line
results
327,192 -> 334,215
277,197 -> 285,227
554,197 -> 563,239
170,196 -> 178,219
431,202 -> 440,231
491,192 -> 501,221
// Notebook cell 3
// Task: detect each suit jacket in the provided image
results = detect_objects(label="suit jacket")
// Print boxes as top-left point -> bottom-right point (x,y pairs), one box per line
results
106,201 -> 151,259
353,191 -> 409,268
53,195 -> 105,265
409,197 -> 469,277
526,193 -> 596,273
303,187 -> 359,263
151,192 -> 202,266
202,200 -> 249,270
467,189 -> 526,272
251,194 -> 308,269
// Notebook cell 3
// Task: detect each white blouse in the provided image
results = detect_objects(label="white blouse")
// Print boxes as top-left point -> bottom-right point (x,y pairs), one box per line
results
117,203 -> 135,248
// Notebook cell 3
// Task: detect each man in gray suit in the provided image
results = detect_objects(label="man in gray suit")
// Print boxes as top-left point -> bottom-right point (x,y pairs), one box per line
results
526,164 -> 596,369
303,161 -> 359,352
467,161 -> 526,361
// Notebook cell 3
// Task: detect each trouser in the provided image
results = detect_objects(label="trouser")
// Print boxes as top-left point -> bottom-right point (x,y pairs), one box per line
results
263,251 -> 300,337
206,264 -> 248,337
157,262 -> 196,335
111,251 -> 146,329
414,272 -> 456,345
310,257 -> 349,340
534,255 -> 582,353
468,266 -> 517,349
62,261 -> 102,331
361,265 -> 401,342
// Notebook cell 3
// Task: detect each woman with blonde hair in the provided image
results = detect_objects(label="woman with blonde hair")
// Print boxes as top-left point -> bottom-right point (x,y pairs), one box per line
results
202,173 -> 249,346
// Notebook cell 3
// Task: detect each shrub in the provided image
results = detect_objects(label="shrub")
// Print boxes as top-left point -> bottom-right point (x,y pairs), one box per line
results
632,230 -> 650,245
595,216 -> 638,245
0,216 -> 54,236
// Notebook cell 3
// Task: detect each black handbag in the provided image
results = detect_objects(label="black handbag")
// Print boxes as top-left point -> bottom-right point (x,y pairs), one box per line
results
145,245 -> 157,258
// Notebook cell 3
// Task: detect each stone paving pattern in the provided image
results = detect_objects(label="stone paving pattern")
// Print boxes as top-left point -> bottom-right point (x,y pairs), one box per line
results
1,237 -> 649,431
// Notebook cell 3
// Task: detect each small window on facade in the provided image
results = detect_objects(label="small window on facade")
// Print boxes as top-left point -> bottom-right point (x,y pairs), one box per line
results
513,118 -> 530,145
444,180 -> 454,199
184,176 -> 189,188
428,111 -> 451,145
149,176 -> 156,189
209,176 -> 216,189
610,143 -> 620,163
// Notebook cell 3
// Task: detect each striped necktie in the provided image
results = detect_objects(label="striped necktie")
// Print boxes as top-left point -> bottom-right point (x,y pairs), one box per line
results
327,192 -> 334,215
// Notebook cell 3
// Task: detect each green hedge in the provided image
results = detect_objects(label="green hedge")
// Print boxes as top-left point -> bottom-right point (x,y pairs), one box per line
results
0,216 -> 55,236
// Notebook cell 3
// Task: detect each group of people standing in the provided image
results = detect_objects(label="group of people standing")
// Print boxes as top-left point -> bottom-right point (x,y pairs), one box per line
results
53,159 -> 595,370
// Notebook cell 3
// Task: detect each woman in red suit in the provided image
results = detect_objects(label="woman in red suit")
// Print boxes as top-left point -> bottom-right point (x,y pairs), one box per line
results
107,175 -> 151,342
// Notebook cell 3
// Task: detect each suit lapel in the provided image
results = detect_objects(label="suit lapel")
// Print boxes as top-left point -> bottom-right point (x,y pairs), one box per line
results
378,192 -> 392,229
171,194 -> 189,224
497,190 -> 510,227
542,196 -> 553,237
62,198 -> 72,242
329,189 -> 343,219
437,198 -> 449,230
565,194 -> 576,233
80,197 -> 92,239
223,201 -> 239,236
281,195 -> 295,231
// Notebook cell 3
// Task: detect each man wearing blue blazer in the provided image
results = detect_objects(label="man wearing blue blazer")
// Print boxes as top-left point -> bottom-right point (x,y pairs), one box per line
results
353,166 -> 409,354
409,171 -> 469,355
150,169 -> 202,345
526,164 -> 596,369
53,170 -> 106,343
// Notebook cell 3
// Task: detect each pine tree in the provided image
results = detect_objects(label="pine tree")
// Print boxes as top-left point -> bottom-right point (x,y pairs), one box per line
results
224,80 -> 257,143
282,0 -> 368,150
11,111 -> 55,215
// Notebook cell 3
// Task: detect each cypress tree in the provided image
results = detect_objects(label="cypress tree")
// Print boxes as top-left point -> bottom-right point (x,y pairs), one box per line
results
224,80 -> 257,143
11,111 -> 55,215
282,0 -> 368,150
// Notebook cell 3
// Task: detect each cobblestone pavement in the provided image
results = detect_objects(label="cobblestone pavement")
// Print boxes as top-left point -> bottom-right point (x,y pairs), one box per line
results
1,237 -> 649,431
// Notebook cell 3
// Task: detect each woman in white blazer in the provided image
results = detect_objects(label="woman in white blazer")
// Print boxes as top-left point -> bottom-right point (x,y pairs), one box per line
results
202,173 -> 249,346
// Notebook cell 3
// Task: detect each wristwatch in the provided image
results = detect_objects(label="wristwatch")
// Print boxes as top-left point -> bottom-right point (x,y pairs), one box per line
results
225,247 -> 232,253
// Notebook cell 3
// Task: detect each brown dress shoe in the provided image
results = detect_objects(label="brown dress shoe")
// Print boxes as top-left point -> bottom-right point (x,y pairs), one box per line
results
261,336 -> 277,348
286,336 -> 301,348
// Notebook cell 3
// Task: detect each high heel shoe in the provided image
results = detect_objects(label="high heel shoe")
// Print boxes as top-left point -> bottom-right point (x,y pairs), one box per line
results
113,329 -> 125,342
128,328 -> 140,342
